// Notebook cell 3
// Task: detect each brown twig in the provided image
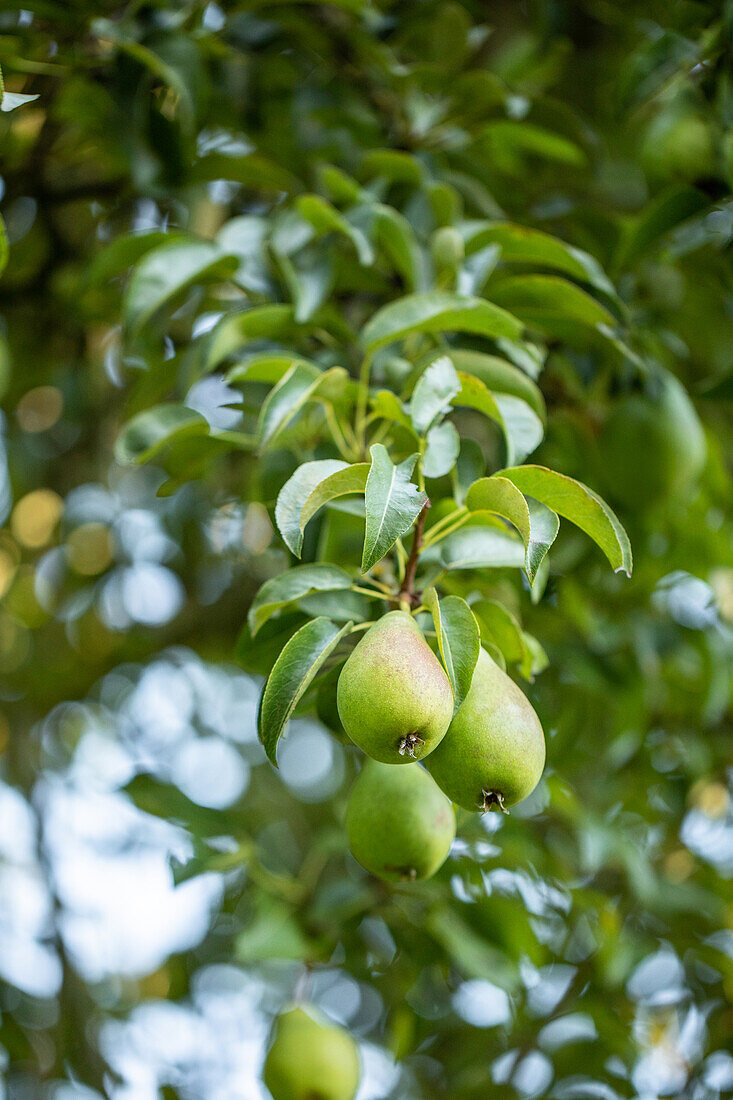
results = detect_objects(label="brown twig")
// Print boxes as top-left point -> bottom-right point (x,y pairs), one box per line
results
399,499 -> 430,608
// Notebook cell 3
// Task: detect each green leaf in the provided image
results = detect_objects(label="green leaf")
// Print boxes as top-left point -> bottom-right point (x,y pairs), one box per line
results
206,305 -> 296,370
123,239 -> 238,336
0,216 -> 7,278
371,205 -> 424,291
361,291 -> 523,353
115,404 -> 209,465
490,275 -> 615,332
461,221 -> 617,299
216,215 -> 273,295
617,185 -> 709,269
300,464 -> 370,542
370,390 -> 416,434
248,564 -> 353,636
362,445 -> 427,573
465,475 -> 557,581
494,394 -> 544,464
498,465 -> 632,575
257,364 -> 348,449
471,598 -> 531,672
451,374 -> 543,465
411,355 -> 461,433
85,231 -> 180,288
275,460 -> 348,556
448,349 -> 546,420
191,152 -> 299,193
296,194 -> 374,266
258,617 -> 353,765
439,526 -> 525,570
227,354 -> 314,387
362,149 -> 424,184
422,422 -> 460,479
424,589 -> 480,711
275,247 -> 333,323
482,120 -> 587,167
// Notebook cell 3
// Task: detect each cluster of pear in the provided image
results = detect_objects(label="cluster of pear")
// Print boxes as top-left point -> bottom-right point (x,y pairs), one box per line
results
337,610 -> 546,883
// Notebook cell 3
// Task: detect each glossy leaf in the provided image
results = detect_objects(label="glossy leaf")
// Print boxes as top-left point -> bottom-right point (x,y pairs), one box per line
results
424,588 -> 480,711
462,221 -> 617,299
439,526 -> 525,570
206,305 -> 296,370
448,349 -> 546,420
361,291 -> 523,352
362,445 -> 427,572
123,240 -> 238,335
499,465 -> 633,575
411,355 -> 461,434
300,464 -> 370,542
275,460 -> 347,557
490,275 -> 615,332
258,617 -> 353,765
257,364 -> 348,449
248,564 -> 353,636
422,422 -> 460,479
115,404 -> 209,465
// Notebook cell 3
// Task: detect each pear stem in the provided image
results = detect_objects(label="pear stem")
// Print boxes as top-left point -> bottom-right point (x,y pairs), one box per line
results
399,499 -> 430,608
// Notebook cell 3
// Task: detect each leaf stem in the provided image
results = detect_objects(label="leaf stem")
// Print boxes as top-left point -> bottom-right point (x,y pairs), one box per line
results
355,351 -> 373,454
351,585 -> 398,601
422,505 -> 469,547
323,402 -> 358,460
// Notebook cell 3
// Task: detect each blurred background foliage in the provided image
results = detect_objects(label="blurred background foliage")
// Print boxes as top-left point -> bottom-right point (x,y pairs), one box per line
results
0,1 -> 732,1098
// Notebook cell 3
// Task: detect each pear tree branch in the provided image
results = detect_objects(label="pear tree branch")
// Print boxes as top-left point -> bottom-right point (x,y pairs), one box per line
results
399,499 -> 430,609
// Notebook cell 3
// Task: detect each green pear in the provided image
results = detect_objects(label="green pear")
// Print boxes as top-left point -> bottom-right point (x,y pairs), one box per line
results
337,610 -> 453,764
598,372 -> 706,510
346,759 -> 455,882
263,1004 -> 359,1100
426,648 -> 545,813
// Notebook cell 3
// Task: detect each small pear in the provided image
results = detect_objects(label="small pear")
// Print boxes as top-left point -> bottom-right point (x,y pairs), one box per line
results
426,648 -> 545,813
346,760 -> 455,882
337,611 -> 453,764
263,1004 -> 359,1100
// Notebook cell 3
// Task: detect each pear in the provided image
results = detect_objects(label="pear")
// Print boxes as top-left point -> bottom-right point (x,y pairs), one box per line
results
337,610 -> 453,764
426,648 -> 545,813
263,1004 -> 359,1100
346,759 -> 456,882
598,372 -> 706,510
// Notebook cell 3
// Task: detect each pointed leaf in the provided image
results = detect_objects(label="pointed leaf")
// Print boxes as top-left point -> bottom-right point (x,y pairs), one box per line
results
248,564 -> 353,636
300,464 -> 370,538
258,617 -> 353,765
362,445 -> 427,572
411,355 -> 461,433
424,589 -> 480,711
123,240 -> 238,336
491,275 -> 615,332
257,364 -> 347,449
448,349 -> 546,420
498,465 -> 632,575
494,394 -> 544,464
296,194 -> 374,266
115,404 -> 209,465
206,305 -> 295,370
276,460 -> 348,556
361,291 -> 523,352
461,221 -> 617,299
422,422 -> 460,479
